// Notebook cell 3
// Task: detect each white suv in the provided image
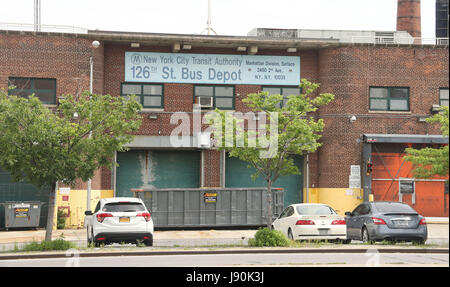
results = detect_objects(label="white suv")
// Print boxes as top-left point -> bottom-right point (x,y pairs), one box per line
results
85,197 -> 154,247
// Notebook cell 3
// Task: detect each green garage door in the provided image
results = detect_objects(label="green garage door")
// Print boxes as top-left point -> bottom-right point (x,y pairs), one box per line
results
0,166 -> 50,229
116,150 -> 201,197
225,155 -> 303,207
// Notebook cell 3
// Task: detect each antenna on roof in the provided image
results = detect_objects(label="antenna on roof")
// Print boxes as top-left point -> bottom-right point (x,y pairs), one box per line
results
201,0 -> 217,35
34,0 -> 41,32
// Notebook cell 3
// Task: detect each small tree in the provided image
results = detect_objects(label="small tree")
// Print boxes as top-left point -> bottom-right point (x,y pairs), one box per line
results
404,106 -> 449,178
207,79 -> 334,228
0,90 -> 142,241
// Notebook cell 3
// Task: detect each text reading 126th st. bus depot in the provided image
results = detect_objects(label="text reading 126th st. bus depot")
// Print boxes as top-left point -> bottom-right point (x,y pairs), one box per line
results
125,52 -> 300,86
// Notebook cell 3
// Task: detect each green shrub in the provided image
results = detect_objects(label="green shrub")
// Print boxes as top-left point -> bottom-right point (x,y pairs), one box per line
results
248,228 -> 290,247
21,238 -> 76,252
57,209 -> 67,230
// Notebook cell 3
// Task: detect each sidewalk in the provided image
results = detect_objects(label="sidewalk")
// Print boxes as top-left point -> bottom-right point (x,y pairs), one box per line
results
426,217 -> 449,224
0,220 -> 448,252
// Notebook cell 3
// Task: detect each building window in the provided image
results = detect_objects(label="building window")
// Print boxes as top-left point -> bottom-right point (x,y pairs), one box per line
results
8,77 -> 56,105
369,87 -> 410,111
262,86 -> 301,107
440,88 -> 449,107
121,83 -> 164,108
194,85 -> 234,110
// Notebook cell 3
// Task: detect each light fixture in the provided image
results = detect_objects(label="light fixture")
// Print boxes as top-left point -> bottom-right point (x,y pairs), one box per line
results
236,46 -> 247,52
172,43 -> 181,53
148,113 -> 158,119
182,44 -> 192,50
287,47 -> 297,53
131,42 -> 140,48
92,40 -> 100,49
248,46 -> 258,55
349,115 -> 356,123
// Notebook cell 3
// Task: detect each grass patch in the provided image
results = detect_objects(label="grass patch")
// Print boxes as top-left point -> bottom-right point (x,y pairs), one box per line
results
20,239 -> 76,252
17,235 -> 76,252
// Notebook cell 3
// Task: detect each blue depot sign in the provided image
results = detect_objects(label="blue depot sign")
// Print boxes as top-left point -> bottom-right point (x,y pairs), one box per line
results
125,52 -> 300,85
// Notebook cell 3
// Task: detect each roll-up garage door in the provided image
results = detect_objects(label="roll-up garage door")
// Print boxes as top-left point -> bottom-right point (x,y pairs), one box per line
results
0,166 -> 50,228
116,150 -> 201,197
225,155 -> 303,207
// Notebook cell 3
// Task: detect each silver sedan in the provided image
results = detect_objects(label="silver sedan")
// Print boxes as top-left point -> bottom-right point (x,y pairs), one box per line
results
345,201 -> 427,244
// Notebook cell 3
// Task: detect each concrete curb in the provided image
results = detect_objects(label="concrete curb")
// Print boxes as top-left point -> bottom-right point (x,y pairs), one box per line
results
0,247 -> 448,261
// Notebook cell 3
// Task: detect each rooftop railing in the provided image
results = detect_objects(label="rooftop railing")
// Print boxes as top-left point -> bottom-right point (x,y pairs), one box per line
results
351,35 -> 449,46
0,22 -> 88,34
0,22 -> 448,47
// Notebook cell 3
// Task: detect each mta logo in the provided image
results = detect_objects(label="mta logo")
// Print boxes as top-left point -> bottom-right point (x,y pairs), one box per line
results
131,53 -> 142,65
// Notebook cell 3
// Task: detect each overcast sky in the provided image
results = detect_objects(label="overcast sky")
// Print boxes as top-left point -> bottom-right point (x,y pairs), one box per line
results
0,0 -> 438,38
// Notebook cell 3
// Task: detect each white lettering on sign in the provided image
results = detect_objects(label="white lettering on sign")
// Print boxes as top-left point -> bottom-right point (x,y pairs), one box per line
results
125,52 -> 300,85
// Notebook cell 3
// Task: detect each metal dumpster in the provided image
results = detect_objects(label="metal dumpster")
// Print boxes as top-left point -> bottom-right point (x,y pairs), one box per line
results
2,201 -> 43,230
132,188 -> 284,228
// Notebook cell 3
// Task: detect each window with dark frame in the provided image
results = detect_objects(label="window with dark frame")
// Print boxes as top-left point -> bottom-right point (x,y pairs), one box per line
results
440,88 -> 449,107
369,87 -> 410,111
262,86 -> 302,107
8,77 -> 56,105
121,83 -> 164,109
193,85 -> 234,110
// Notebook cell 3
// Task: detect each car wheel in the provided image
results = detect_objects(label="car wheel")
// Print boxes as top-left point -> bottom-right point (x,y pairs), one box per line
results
288,229 -> 294,241
362,227 -> 372,244
144,238 -> 153,247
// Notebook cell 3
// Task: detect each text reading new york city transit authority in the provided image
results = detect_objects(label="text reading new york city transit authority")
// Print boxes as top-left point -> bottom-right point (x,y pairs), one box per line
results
125,52 -> 300,86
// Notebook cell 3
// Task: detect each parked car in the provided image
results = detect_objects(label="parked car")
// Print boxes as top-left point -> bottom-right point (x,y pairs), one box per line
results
85,197 -> 154,247
272,203 -> 349,243
345,201 -> 427,244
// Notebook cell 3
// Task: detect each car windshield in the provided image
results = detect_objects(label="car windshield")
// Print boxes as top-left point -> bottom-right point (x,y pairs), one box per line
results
296,205 -> 336,215
373,202 -> 417,214
102,202 -> 146,212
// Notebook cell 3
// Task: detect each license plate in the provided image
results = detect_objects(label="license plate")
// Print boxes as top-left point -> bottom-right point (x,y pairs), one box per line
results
318,229 -> 329,235
119,217 -> 130,223
395,220 -> 409,226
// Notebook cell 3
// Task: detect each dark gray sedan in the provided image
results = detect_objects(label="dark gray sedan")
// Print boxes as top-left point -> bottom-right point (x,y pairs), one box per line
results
345,201 -> 427,244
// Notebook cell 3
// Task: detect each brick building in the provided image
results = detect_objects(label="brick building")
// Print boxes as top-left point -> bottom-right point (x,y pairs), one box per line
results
0,1 -> 448,228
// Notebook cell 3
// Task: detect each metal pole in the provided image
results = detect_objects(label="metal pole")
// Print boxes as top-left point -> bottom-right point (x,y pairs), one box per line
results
207,0 -> 212,35
86,56 -> 93,212
306,153 -> 309,203
34,0 -> 41,32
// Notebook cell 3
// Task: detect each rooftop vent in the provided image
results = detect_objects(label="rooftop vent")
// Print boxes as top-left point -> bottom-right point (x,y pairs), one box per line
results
248,28 -> 298,39
375,32 -> 395,44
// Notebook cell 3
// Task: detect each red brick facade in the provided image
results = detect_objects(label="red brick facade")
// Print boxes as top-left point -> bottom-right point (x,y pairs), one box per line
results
1,31 -> 448,215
